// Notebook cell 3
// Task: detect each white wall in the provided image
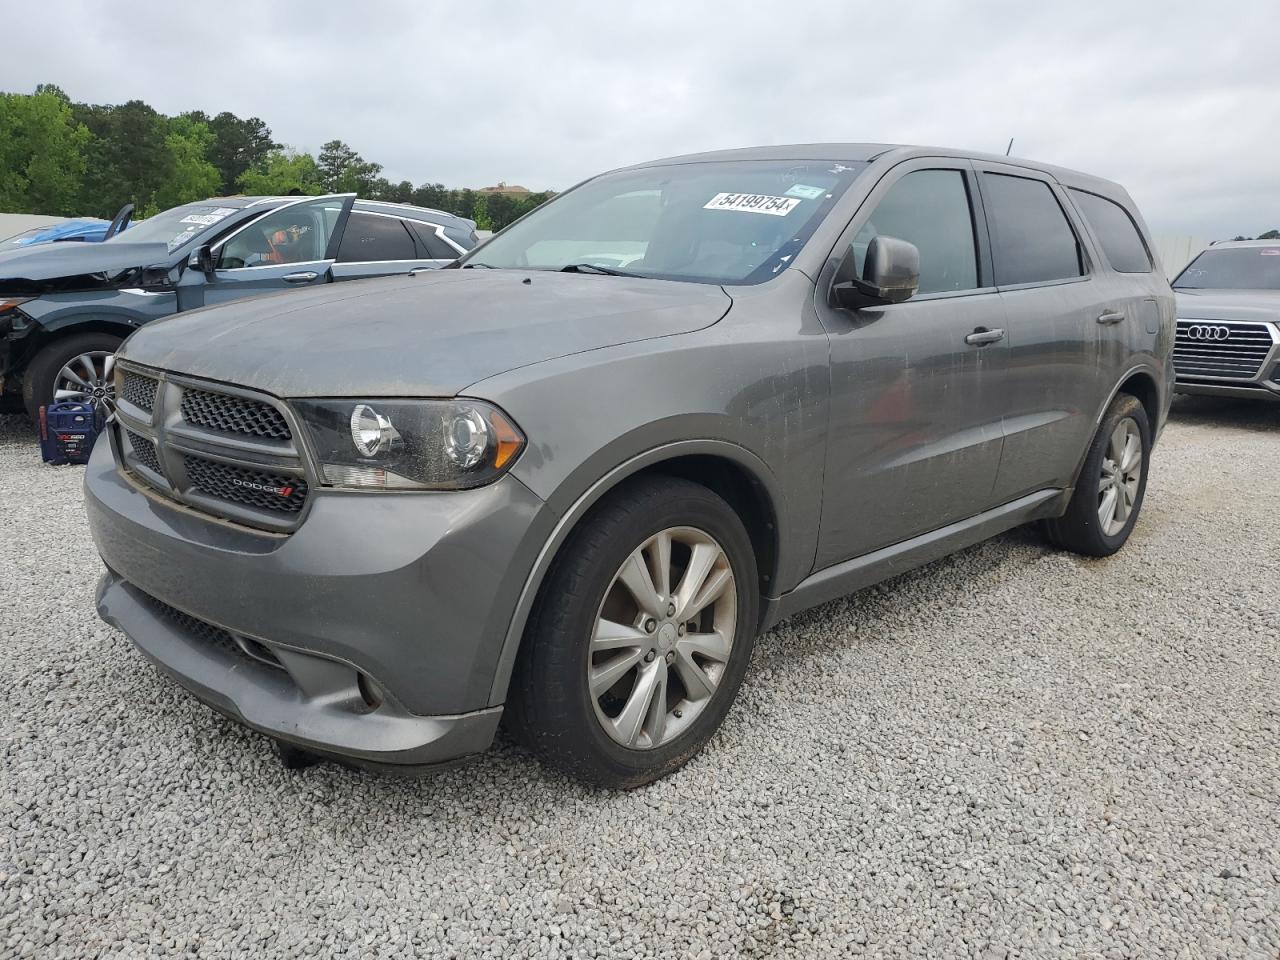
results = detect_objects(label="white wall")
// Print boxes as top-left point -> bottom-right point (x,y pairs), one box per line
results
1151,234 -> 1209,280
0,213 -> 67,242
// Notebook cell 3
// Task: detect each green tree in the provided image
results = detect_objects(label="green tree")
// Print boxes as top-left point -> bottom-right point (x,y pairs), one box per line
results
147,116 -> 221,214
74,99 -> 173,217
237,148 -> 325,196
1258,229 -> 1280,240
0,89 -> 90,215
318,139 -> 382,193
200,112 -> 277,193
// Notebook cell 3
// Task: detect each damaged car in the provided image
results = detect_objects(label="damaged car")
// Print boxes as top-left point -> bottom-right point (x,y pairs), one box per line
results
87,144 -> 1174,787
0,195 -> 478,418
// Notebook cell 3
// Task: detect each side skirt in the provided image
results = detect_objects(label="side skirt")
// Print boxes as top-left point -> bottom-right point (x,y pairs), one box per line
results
763,487 -> 1069,629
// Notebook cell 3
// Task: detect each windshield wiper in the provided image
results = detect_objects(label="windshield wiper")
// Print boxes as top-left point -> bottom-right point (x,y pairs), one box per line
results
560,263 -> 633,277
462,262 -> 498,269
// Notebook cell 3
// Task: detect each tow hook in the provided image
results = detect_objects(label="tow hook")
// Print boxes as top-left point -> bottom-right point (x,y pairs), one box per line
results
273,740 -> 323,770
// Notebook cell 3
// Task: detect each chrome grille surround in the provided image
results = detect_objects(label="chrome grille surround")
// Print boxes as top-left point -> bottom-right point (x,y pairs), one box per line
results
1173,319 -> 1279,382
112,362 -> 311,533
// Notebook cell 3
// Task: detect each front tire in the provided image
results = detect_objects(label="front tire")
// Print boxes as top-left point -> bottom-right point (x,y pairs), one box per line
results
22,333 -> 123,420
1043,392 -> 1151,557
508,475 -> 759,788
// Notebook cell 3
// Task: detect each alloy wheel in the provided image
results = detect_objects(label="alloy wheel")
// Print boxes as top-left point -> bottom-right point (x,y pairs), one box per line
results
1098,417 -> 1142,536
588,526 -> 737,750
54,351 -> 116,414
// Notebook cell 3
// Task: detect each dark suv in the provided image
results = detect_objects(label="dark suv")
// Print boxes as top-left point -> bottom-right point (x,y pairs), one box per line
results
85,144 -> 1173,787
0,195 -> 477,418
1170,240 -> 1280,401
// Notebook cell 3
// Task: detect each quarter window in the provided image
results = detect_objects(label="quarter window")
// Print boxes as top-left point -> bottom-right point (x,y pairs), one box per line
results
412,222 -> 461,260
982,174 -> 1083,286
853,169 -> 979,295
337,213 -> 418,263
1069,189 -> 1152,273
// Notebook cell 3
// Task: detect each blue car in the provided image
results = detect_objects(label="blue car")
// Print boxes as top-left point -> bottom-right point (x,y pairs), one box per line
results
0,195 -> 477,417
0,218 -> 114,251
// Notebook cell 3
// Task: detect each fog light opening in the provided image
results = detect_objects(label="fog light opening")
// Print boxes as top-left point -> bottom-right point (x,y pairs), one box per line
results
357,672 -> 385,711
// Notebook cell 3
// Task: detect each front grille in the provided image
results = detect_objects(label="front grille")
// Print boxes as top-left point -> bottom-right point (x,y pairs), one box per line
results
142,593 -> 243,661
122,372 -> 158,411
183,457 -> 308,514
126,430 -> 163,475
140,592 -> 283,671
180,388 -> 291,440
1174,321 -> 1276,381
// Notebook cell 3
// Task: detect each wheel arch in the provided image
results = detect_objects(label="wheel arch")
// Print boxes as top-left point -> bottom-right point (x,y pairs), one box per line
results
1067,363 -> 1163,495
9,315 -> 138,377
488,439 -> 784,706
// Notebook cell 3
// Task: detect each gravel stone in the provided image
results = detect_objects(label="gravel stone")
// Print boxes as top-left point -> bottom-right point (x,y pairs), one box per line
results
2,397 -> 1279,958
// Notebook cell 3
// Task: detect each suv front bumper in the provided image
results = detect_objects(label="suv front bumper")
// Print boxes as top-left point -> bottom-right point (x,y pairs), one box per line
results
85,435 -> 554,767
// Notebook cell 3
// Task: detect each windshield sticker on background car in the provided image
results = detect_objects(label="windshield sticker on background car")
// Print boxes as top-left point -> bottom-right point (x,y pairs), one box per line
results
179,208 -> 237,227
784,184 -> 827,200
703,193 -> 802,216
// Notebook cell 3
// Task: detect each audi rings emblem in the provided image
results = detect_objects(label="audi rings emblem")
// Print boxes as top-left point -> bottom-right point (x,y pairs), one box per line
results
1185,324 -> 1231,341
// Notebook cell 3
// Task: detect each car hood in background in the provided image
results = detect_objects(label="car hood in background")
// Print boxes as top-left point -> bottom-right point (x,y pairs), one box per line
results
0,240 -> 172,285
1174,288 -> 1280,323
121,269 -> 732,397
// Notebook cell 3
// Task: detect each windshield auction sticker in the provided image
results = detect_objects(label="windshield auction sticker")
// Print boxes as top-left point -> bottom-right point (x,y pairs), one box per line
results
703,193 -> 802,216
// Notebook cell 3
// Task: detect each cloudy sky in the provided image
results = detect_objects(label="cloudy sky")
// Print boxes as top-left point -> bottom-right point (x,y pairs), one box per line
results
3,0 -> 1277,238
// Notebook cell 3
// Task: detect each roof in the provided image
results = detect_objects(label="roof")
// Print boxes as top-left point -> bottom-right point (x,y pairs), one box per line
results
627,142 -> 1125,197
1208,239 -> 1280,248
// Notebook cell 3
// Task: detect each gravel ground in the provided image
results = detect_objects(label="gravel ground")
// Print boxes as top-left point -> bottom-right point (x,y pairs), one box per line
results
2,398 -> 1278,959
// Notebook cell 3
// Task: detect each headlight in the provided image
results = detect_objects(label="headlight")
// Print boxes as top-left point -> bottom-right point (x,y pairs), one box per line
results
292,399 -> 525,490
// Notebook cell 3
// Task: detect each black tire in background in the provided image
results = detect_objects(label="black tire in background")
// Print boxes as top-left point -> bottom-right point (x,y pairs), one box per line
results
507,475 -> 759,789
21,332 -> 123,420
1043,392 -> 1151,557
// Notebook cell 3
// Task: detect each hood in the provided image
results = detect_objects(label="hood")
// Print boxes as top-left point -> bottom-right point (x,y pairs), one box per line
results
0,240 -> 173,291
121,269 -> 732,397
1174,288 -> 1280,323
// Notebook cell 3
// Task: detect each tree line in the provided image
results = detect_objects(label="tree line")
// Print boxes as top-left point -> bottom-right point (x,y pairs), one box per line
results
0,86 -> 553,230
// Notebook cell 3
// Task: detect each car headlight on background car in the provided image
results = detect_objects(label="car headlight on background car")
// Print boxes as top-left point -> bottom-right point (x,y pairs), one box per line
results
291,399 -> 525,490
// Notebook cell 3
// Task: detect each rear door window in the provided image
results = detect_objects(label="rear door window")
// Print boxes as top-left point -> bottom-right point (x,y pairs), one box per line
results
412,222 -> 461,260
337,213 -> 418,263
981,174 -> 1084,286
1069,189 -> 1152,273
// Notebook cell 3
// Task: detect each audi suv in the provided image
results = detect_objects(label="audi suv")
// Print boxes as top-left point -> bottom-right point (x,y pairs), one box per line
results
85,144 -> 1174,787
1171,240 -> 1280,401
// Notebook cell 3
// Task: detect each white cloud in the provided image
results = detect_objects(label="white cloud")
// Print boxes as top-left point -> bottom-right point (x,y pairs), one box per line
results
2,0 -> 1277,236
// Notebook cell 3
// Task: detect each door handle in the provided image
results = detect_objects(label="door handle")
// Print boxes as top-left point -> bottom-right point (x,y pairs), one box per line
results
1097,310 -> 1125,325
964,327 -> 1005,346
282,271 -> 319,284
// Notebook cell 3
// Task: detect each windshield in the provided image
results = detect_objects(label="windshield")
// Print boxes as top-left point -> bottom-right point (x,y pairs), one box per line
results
109,203 -> 242,253
1174,246 -> 1280,290
0,228 -> 44,252
466,160 -> 867,284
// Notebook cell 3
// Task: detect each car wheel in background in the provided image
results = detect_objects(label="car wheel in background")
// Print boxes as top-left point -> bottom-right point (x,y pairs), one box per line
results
1043,392 -> 1151,557
22,333 -> 123,420
508,475 -> 759,788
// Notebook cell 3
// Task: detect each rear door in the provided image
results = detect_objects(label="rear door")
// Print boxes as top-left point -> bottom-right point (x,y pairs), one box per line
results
972,164 -> 1109,502
194,195 -> 353,308
813,159 -> 1009,568
330,211 -> 455,280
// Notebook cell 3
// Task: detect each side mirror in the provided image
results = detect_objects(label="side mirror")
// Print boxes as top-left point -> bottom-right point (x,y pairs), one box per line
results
190,244 -> 216,278
831,235 -> 920,309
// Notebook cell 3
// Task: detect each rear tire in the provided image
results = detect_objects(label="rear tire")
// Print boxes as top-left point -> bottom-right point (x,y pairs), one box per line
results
1043,392 -> 1151,557
507,475 -> 759,788
22,332 -> 123,420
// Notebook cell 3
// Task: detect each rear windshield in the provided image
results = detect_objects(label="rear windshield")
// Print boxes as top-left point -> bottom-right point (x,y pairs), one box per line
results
464,160 -> 867,285
1174,247 -> 1280,290
111,204 -> 242,253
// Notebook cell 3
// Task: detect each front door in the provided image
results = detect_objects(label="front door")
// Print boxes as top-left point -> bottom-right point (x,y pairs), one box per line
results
179,195 -> 354,309
813,160 -> 1008,570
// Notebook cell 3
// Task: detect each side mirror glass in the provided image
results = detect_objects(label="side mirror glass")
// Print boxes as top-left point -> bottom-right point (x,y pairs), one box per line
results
831,235 -> 920,309
190,244 -> 216,278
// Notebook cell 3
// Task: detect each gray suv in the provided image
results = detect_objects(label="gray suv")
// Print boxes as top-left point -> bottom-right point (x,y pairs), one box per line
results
85,144 -> 1174,787
1170,240 -> 1280,401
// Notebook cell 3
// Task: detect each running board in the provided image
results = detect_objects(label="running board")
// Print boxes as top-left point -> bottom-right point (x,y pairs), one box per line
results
766,488 -> 1068,628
